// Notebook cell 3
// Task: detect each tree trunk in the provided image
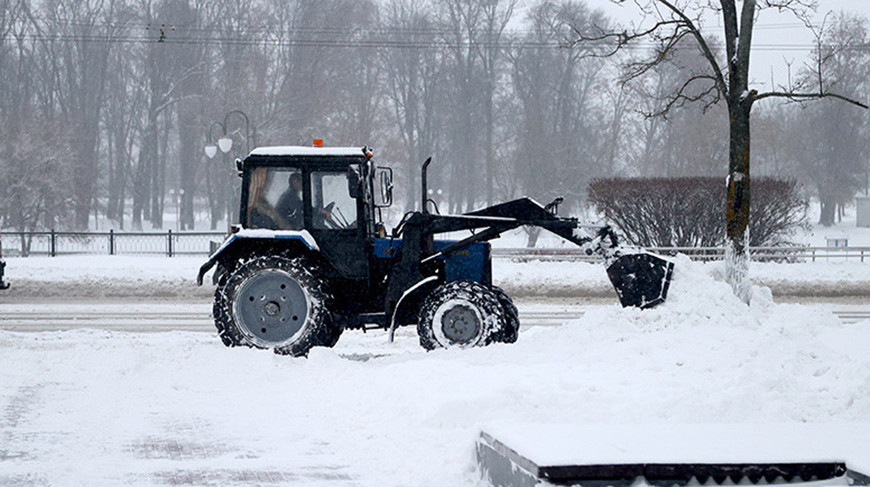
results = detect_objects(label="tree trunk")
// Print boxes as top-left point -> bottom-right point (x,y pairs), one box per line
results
132,114 -> 157,231
150,112 -> 171,229
525,226 -> 541,248
70,39 -> 110,230
725,100 -> 752,303
178,101 -> 197,231
818,195 -> 836,226
72,121 -> 100,229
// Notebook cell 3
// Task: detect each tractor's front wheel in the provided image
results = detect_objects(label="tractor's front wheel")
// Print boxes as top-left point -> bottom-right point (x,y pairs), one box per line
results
213,256 -> 339,357
490,286 -> 520,344
417,280 -> 515,351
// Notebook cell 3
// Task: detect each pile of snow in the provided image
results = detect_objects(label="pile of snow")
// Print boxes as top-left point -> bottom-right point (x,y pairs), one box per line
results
2,255 -> 869,485
4,254 -> 870,299
0,256 -> 210,298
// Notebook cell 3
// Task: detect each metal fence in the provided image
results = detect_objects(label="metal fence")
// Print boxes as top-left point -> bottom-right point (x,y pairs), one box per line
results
492,246 -> 870,263
1,231 -> 868,262
1,230 -> 226,257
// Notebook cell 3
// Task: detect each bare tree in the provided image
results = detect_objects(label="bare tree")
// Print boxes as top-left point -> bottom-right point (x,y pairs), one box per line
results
438,0 -> 484,213
479,0 -> 516,207
793,14 -> 870,226
574,0 -> 869,303
625,38 -> 728,178
509,2 -> 611,207
2,0 -> 867,245
0,116 -> 75,253
23,0 -> 119,229
381,0 -> 446,211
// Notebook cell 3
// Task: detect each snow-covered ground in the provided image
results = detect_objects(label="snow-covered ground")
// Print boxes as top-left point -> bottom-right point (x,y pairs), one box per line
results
2,202 -> 869,485
802,200 -> 870,248
2,253 -> 869,299
1,256 -> 869,485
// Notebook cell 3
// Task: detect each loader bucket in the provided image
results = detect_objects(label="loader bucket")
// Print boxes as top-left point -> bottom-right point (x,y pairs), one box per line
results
606,252 -> 674,309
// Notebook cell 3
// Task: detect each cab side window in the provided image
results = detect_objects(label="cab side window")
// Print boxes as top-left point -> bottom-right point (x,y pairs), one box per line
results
310,172 -> 358,230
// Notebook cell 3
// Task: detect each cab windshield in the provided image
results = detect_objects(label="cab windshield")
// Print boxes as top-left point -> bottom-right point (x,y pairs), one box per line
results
246,167 -> 303,230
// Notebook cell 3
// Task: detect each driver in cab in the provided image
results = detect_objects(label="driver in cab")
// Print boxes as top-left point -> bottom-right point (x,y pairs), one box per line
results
277,173 -> 334,228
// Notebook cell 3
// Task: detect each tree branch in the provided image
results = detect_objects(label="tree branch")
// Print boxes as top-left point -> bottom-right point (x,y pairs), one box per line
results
644,73 -> 722,118
734,0 -> 756,91
570,18 -> 686,59
754,91 -> 869,109
654,0 -> 728,96
719,0 -> 738,65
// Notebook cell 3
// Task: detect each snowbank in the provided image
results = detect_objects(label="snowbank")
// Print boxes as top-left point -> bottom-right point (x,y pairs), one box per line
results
2,254 -> 869,299
0,256 -> 211,298
1,255 -> 869,485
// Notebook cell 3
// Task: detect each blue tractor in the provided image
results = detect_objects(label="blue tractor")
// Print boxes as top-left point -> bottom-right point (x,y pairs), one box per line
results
198,145 -> 673,356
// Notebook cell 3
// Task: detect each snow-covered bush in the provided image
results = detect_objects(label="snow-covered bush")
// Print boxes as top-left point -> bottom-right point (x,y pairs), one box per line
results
588,177 -> 809,247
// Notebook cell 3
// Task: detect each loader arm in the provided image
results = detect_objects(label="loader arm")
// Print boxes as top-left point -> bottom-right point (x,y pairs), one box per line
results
416,198 -> 621,266
396,198 -> 674,309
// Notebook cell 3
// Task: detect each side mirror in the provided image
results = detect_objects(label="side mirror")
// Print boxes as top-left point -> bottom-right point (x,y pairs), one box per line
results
348,165 -> 361,199
374,167 -> 393,207
235,158 -> 243,177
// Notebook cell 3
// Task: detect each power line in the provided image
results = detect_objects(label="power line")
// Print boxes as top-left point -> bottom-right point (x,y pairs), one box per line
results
4,31 -> 868,52
12,16 -> 829,38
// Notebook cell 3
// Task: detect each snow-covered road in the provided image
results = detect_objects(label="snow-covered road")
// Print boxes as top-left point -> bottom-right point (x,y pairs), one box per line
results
1,299 -> 869,333
0,300 -> 588,333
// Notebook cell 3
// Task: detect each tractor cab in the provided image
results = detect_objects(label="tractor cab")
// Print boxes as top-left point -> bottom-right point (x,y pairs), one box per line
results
236,145 -> 391,280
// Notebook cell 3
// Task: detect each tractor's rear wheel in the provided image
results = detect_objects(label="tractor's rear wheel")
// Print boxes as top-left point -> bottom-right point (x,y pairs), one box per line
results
213,256 -> 339,357
417,280 -> 513,351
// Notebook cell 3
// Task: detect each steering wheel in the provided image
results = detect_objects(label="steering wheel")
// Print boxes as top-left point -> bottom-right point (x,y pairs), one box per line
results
318,201 -> 340,228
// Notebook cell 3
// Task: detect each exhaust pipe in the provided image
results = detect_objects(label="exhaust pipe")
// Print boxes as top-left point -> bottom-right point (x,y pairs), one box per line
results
421,157 -> 432,214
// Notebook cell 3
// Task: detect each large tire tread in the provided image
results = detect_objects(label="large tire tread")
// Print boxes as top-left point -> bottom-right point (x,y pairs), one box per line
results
417,280 -> 508,351
213,255 -> 340,357
490,285 -> 520,344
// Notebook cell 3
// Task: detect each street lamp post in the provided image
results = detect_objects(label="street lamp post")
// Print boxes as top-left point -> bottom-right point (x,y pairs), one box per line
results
203,110 -> 254,160
204,110 -> 254,231
204,121 -> 226,159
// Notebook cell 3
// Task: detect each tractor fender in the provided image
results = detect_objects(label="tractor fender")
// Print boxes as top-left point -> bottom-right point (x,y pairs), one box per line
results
388,275 -> 440,342
197,229 -> 319,285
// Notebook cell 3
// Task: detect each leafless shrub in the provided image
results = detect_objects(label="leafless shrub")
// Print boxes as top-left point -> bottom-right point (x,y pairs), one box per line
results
588,178 -> 808,248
